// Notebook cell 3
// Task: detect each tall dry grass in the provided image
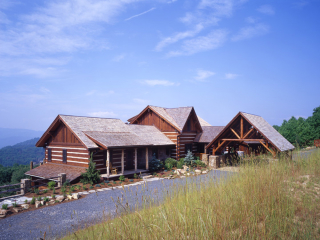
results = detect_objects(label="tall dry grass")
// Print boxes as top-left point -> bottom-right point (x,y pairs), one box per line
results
63,149 -> 320,239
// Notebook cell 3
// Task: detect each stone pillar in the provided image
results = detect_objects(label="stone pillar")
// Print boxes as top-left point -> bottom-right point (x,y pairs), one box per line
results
121,149 -> 124,175
208,155 -> 220,169
20,179 -> 31,195
201,154 -> 209,165
134,148 -> 137,172
146,147 -> 149,170
30,161 -> 33,170
58,173 -> 66,187
106,149 -> 110,178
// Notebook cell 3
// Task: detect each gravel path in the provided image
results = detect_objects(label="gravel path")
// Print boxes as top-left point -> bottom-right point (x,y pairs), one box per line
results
0,170 -> 231,240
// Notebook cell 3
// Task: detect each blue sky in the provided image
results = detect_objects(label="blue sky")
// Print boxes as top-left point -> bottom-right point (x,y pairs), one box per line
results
0,0 -> 319,131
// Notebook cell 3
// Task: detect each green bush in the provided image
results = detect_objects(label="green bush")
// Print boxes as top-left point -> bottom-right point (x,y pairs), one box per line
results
71,186 -> 75,192
165,162 -> 172,170
30,197 -> 36,205
194,160 -> 206,168
83,186 -> 87,190
43,189 -> 48,194
1,204 -> 8,210
80,152 -> 100,185
63,180 -> 70,188
133,174 -> 138,179
61,187 -> 66,195
34,188 -> 40,195
119,175 -> 125,182
48,181 -> 56,190
129,179 -> 134,182
24,199 -> 28,204
184,150 -> 195,166
37,196 -> 42,201
43,197 -> 49,202
52,194 -> 56,199
165,158 -> 177,167
12,202 -> 18,208
95,184 -> 101,188
89,186 -> 93,189
177,160 -> 184,169
149,153 -> 163,172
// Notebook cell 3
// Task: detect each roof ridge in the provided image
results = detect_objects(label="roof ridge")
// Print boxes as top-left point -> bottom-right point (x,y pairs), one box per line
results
240,112 -> 261,117
59,114 -> 120,120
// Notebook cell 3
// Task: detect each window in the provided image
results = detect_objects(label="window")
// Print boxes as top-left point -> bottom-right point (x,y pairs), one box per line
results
47,148 -> 52,162
63,149 -> 67,163
187,119 -> 191,131
185,144 -> 192,154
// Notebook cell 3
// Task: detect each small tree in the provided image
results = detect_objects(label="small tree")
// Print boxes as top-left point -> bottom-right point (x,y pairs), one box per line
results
184,150 -> 194,166
149,153 -> 162,172
80,153 -> 100,185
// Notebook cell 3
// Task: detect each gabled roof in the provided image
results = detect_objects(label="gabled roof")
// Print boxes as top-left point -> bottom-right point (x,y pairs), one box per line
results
84,125 -> 174,148
129,105 -> 202,132
206,112 -> 295,152
194,126 -> 224,143
241,112 -> 295,152
37,115 -> 174,149
197,116 -> 212,126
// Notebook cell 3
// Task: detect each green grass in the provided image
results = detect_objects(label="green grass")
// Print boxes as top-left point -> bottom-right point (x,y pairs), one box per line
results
63,149 -> 320,240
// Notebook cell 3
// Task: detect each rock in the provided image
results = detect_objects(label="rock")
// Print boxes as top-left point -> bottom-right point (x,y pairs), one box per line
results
72,193 -> 80,200
195,169 -> 201,174
202,171 -> 208,174
21,204 -> 29,210
187,173 -> 190,176
40,201 -> 44,205
180,176 -> 186,178
56,196 -> 65,202
183,165 -> 189,171
180,169 -> 186,174
13,207 -> 22,213
67,195 -> 73,200
35,201 -> 42,208
142,175 -> 152,179
0,209 -> 8,217
49,200 -> 55,205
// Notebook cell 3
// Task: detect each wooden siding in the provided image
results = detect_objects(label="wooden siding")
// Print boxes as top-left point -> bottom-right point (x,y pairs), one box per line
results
47,122 -> 82,146
177,132 -> 198,158
45,146 -> 89,167
135,110 -> 177,132
182,109 -> 202,133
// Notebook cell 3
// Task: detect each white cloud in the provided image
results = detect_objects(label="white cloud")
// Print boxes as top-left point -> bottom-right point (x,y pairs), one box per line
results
155,24 -> 204,51
112,54 -> 126,62
125,7 -> 156,21
245,16 -> 257,24
40,87 -> 51,94
231,23 -> 269,41
167,29 -> 228,57
198,0 -> 235,17
257,5 -> 275,15
141,80 -> 178,86
225,73 -> 238,79
194,69 -> 215,81
133,98 -> 149,104
88,111 -> 117,118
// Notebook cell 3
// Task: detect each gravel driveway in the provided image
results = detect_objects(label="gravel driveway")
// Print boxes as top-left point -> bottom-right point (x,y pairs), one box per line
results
0,170 -> 231,240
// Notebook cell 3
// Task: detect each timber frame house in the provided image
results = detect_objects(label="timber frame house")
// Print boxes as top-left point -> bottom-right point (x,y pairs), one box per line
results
25,106 -> 294,182
205,112 -> 295,157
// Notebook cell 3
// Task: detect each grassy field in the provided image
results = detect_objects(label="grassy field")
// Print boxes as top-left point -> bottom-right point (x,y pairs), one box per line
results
63,149 -> 320,239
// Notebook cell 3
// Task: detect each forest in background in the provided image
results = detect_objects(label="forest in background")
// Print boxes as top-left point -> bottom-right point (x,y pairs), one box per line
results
273,106 -> 320,147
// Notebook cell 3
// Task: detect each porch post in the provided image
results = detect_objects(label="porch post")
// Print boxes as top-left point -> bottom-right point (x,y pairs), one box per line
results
121,149 -> 124,175
134,148 -> 137,172
106,149 -> 110,178
146,147 -> 149,170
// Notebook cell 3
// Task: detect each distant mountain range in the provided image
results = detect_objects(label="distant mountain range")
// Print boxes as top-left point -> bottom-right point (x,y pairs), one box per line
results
0,128 -> 44,149
0,137 -> 44,167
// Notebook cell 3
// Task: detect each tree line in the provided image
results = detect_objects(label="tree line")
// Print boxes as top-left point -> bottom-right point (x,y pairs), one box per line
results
273,106 -> 320,147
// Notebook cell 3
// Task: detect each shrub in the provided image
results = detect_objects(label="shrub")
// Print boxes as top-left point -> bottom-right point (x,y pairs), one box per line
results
2,204 -> 8,210
108,183 -> 112,186
43,197 -> 49,202
71,186 -> 75,192
95,184 -> 101,188
30,197 -> 36,205
61,187 -> 66,195
63,180 -> 71,188
101,182 -> 105,185
55,200 -> 59,203
48,181 -> 56,190
76,185 -> 81,190
165,162 -> 172,170
34,188 -> 40,195
129,179 -> 134,182
52,194 -> 56,199
12,202 -> 18,208
89,186 -> 93,189
177,160 -> 184,169
119,175 -> 125,182
53,188 -> 56,194
83,186 -> 87,190
149,153 -> 163,172
24,199 -> 28,204
105,180 -> 110,183
165,158 -> 177,167
184,150 -> 194,166
194,160 -> 206,168
37,196 -> 42,201
113,181 -> 116,184
133,174 -> 138,179
43,189 -> 48,194
80,153 -> 101,185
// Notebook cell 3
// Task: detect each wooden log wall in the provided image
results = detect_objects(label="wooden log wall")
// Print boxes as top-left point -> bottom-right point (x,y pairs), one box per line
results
110,149 -> 127,170
162,132 -> 179,159
46,146 -> 89,167
178,132 -> 198,158
135,110 -> 177,132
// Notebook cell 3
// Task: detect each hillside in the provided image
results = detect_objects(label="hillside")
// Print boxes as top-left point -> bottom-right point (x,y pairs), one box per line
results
0,128 -> 43,148
0,138 -> 44,167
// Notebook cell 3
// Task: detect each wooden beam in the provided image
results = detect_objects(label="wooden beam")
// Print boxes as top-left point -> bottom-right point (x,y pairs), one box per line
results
146,147 -> 149,170
243,128 -> 254,139
121,149 -> 124,175
222,139 -> 265,142
240,117 -> 243,138
230,128 -> 240,139
106,149 -> 110,178
134,148 -> 137,172
259,141 -> 275,156
214,140 -> 227,153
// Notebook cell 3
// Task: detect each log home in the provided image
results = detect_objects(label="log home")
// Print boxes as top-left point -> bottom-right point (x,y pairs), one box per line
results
25,115 -> 175,182
127,106 -> 224,159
